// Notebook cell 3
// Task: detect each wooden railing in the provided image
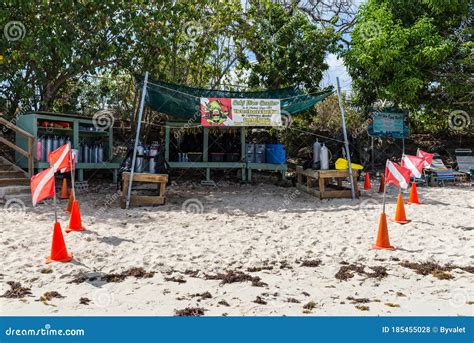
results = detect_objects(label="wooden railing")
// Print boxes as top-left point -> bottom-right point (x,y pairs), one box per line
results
0,117 -> 35,177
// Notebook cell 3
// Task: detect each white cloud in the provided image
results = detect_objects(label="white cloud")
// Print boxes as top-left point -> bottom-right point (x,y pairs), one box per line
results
320,53 -> 352,93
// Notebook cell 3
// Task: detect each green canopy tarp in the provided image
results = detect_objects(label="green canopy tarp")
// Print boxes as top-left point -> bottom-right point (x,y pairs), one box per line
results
141,78 -> 333,120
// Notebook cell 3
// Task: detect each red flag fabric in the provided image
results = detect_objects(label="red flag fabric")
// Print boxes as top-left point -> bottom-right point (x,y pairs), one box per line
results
401,154 -> 425,178
30,167 -> 55,206
417,149 -> 434,168
48,143 -> 71,173
384,160 -> 411,189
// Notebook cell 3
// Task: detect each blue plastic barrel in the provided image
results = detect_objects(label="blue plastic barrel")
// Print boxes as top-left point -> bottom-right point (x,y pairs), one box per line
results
266,144 -> 286,164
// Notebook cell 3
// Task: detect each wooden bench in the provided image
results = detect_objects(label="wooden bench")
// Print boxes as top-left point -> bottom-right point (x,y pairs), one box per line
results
296,166 -> 360,199
120,172 -> 168,208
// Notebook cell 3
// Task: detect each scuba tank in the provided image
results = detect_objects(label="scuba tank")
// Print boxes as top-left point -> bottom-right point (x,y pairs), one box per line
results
58,136 -> 65,148
93,144 -> 99,163
37,137 -> 43,162
135,143 -> 144,173
312,139 -> 321,169
46,136 -> 53,160
149,142 -> 158,174
52,135 -> 59,151
84,144 -> 90,163
78,144 -> 82,163
98,144 -> 104,163
320,143 -> 330,170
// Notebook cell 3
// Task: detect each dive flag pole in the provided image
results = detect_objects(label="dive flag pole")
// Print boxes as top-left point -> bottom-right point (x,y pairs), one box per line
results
336,77 -> 356,200
126,71 -> 149,209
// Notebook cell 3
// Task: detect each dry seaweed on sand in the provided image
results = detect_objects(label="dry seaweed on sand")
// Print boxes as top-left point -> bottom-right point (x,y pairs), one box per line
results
335,264 -> 388,281
287,298 -> 301,303
164,276 -> 186,284
174,307 -> 206,316
40,267 -> 53,274
335,264 -> 365,281
347,296 -> 371,304
79,297 -> 91,305
247,266 -> 274,272
355,305 -> 370,311
365,266 -> 388,279
400,261 -> 455,280
124,267 -> 155,279
184,269 -> 200,277
102,273 -> 127,283
385,303 -> 400,307
218,300 -> 230,306
1,281 -> 32,298
205,270 -> 267,287
191,291 -> 212,300
253,296 -> 267,305
303,301 -> 317,310
40,291 -> 64,302
300,259 -> 322,267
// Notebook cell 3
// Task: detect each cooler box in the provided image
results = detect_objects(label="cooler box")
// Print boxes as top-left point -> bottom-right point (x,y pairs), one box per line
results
266,144 -> 286,164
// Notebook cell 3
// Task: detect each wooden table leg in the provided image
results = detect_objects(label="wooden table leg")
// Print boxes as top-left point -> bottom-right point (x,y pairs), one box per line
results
318,176 -> 325,199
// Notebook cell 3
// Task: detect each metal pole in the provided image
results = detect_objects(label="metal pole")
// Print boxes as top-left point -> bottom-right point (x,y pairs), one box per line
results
126,71 -> 149,209
382,184 -> 387,213
53,189 -> 58,223
69,144 -> 76,199
371,136 -> 375,170
336,77 -> 356,200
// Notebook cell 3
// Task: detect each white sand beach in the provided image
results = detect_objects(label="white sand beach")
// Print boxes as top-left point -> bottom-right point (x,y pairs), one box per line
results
1,180 -> 473,316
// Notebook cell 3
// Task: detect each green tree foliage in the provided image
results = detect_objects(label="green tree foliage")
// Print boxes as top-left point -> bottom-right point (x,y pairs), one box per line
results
343,0 -> 472,122
236,2 -> 337,91
0,0 -> 243,116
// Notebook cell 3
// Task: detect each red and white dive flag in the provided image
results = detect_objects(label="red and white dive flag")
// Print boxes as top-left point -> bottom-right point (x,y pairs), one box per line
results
48,143 -> 72,173
401,154 -> 424,178
384,160 -> 411,189
417,149 -> 434,168
30,167 -> 55,206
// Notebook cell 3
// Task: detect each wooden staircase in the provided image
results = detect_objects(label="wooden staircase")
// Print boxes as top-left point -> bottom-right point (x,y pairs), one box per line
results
0,117 -> 35,205
0,157 -> 31,205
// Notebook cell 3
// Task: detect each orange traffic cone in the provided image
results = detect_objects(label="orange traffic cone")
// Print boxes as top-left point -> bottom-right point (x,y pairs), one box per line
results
372,212 -> 395,250
363,172 -> 372,190
378,175 -> 385,193
407,183 -> 421,205
392,193 -> 411,224
66,192 -> 74,213
66,200 -> 85,233
59,178 -> 69,199
45,222 -> 73,263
